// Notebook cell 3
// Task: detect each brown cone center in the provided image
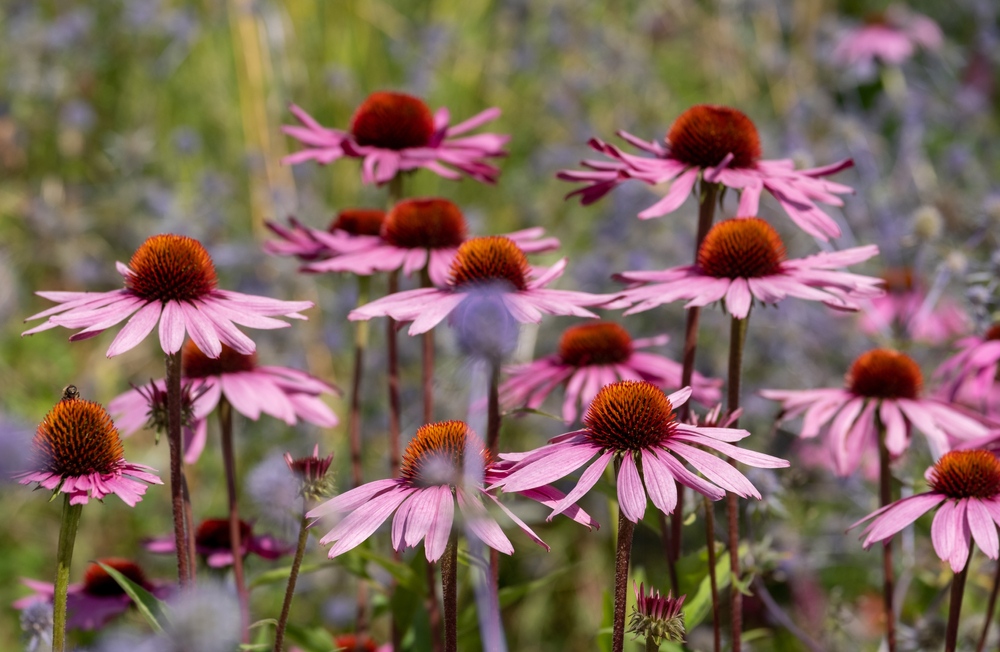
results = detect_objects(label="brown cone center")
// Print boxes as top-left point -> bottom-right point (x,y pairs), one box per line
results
667,104 -> 762,169
83,558 -> 149,597
125,234 -> 218,302
182,340 -> 257,377
584,380 -> 677,451
331,208 -> 386,236
558,322 -> 634,366
195,518 -> 253,551
381,198 -> 468,249
846,349 -> 923,399
929,450 -> 1000,499
697,217 -> 786,279
881,267 -> 916,294
33,396 -> 124,477
350,91 -> 435,150
448,236 -> 529,291
399,420 -> 492,488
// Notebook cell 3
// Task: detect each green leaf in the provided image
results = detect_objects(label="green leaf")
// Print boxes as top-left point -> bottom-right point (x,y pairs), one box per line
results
350,547 -> 425,596
504,406 -> 563,421
97,562 -> 168,633
249,562 -> 327,589
285,623 -> 335,652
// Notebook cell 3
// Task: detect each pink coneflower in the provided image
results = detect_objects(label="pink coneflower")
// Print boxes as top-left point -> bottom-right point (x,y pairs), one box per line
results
859,267 -> 970,344
852,449 -> 1000,572
22,234 -> 313,358
348,236 -> 617,335
16,390 -> 161,506
108,340 -> 339,464
303,198 -> 559,286
614,217 -> 883,319
761,348 -> 991,476
832,9 -> 943,70
628,582 -> 687,645
283,91 -> 508,184
493,381 -> 788,522
284,445 -> 336,502
14,559 -> 170,631
264,209 -> 388,262
145,518 -> 291,568
935,323 -> 1000,414
307,420 -> 596,561
500,321 -> 722,423
557,105 -> 854,240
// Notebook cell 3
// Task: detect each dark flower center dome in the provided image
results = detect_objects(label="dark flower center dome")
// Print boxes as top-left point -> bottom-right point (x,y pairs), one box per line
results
381,198 -> 468,249
350,91 -> 436,150
584,380 -> 677,451
846,349 -> 923,400
929,450 -> 1000,499
125,234 -> 218,303
667,105 -> 762,169
33,394 -> 124,476
182,340 -> 257,378
83,558 -> 150,597
880,267 -> 916,294
331,208 -> 386,236
697,217 -> 786,279
985,324 -> 1000,341
449,236 -> 530,291
195,518 -> 253,551
558,322 -> 634,367
399,420 -> 492,488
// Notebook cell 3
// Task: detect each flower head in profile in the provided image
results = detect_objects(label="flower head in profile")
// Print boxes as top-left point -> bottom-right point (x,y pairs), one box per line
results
832,8 -> 943,73
16,388 -> 161,506
285,445 -> 336,502
283,91 -> 508,184
109,340 -> 339,463
307,420 -> 597,562
628,582 -> 686,645
558,105 -> 854,240
14,558 -> 170,631
852,450 -> 1000,571
304,198 -> 559,286
615,217 -> 883,319
145,517 -> 292,567
762,349 -> 990,476
493,381 -> 788,522
349,236 -> 618,335
500,322 -> 721,423
264,209 -> 388,263
935,323 -> 1000,415
23,234 -> 313,358
859,267 -> 969,344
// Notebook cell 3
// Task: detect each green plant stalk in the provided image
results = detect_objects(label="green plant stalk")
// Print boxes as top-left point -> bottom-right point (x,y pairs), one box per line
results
165,351 -> 193,585
726,312 -> 750,652
877,423 -> 897,652
945,551 -> 971,652
645,636 -> 659,651
273,513 -> 310,652
613,510 -> 637,652
219,397 -> 249,643
52,495 -> 83,652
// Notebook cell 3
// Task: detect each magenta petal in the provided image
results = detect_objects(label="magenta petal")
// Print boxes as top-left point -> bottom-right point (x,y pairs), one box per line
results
617,453 -> 647,522
548,451 -> 615,520
932,500 -> 959,562
640,449 -> 678,514
180,302 -> 223,358
307,478 -> 401,519
424,486 -> 455,562
106,301 -> 161,357
158,300 -> 186,354
457,489 -> 514,555
860,493 -> 944,545
323,488 -> 414,557
499,443 -> 601,492
967,498 -> 999,560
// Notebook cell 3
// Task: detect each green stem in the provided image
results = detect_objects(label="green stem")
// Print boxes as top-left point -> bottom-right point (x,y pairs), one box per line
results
442,537 -> 458,652
878,424 -> 897,652
726,313 -> 750,652
486,360 -> 501,456
613,510 -> 637,652
273,513 -> 309,652
704,496 -> 721,652
945,551 -> 971,652
165,351 -> 193,584
645,636 -> 660,651
52,495 -> 83,652
219,397 -> 249,643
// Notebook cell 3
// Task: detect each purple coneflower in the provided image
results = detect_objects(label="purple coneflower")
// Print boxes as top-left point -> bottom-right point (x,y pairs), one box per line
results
283,91 -> 508,184
628,582 -> 687,646
558,105 -> 853,240
145,518 -> 291,568
14,559 -> 170,631
307,420 -> 596,562
264,209 -> 387,262
500,321 -> 721,423
349,236 -> 617,335
761,348 -> 990,476
22,234 -> 313,358
109,340 -> 339,463
303,198 -> 558,286
615,217 -> 883,319
832,9 -> 943,71
859,267 -> 969,344
935,323 -> 1000,414
493,381 -> 788,522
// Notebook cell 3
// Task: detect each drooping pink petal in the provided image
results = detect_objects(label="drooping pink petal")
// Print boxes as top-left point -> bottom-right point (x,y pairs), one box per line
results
617,453 -> 647,522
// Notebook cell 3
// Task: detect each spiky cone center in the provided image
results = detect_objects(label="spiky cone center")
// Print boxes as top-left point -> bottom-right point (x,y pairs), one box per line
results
182,340 -> 257,377
381,198 -> 468,249
330,208 -> 387,236
333,635 -> 378,652
881,267 -> 916,294
697,217 -> 786,279
667,104 -> 762,169
584,380 -> 677,451
929,450 -> 1000,499
629,585 -> 686,645
399,420 -> 492,488
846,348 -> 923,400
195,518 -> 253,551
558,322 -> 634,366
985,324 -> 1000,341
448,236 -> 530,291
286,452 -> 336,500
32,395 -> 124,477
125,234 -> 218,302
82,559 -> 150,597
350,91 -> 435,150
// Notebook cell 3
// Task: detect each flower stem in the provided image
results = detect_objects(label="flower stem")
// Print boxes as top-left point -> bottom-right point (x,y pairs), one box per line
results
219,397 -> 250,643
165,351 -> 193,585
877,424 -> 897,652
273,513 -> 309,652
613,510 -> 637,652
946,552 -> 971,652
486,360 -> 501,456
442,536 -> 459,652
976,560 -> 1000,652
52,495 -> 82,652
426,559 -> 444,652
726,313 -> 749,652
645,636 -> 659,652
704,495 -> 721,652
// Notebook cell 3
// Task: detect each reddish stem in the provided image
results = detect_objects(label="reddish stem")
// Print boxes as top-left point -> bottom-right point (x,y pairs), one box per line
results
165,351 -> 193,585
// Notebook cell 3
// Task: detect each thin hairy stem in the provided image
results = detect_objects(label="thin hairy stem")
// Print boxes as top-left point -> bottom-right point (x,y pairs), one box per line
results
273,513 -> 309,652
165,351 -> 193,584
613,511 -> 637,652
726,313 -> 750,652
52,496 -> 82,652
219,398 -> 249,642
442,537 -> 459,652
946,553 -> 971,652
